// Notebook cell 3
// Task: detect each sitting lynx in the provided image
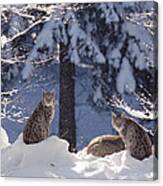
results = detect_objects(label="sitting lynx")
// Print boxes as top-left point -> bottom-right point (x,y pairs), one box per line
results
86,135 -> 125,157
23,91 -> 55,144
112,112 -> 152,161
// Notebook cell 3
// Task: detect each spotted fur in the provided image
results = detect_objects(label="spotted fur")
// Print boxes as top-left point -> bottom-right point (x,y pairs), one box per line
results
112,112 -> 152,161
86,135 -> 125,157
23,91 -> 55,144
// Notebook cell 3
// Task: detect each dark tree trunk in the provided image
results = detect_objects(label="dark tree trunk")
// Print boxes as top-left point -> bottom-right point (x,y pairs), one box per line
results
59,42 -> 76,152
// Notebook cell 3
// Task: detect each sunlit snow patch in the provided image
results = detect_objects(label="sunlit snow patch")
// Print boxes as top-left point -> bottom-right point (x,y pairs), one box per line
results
0,127 -> 10,150
1,133 -> 156,180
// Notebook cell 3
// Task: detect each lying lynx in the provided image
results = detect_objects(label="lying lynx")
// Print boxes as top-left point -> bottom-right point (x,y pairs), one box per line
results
86,134 -> 125,157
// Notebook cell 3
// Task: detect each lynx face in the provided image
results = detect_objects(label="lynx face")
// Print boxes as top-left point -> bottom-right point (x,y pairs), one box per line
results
112,112 -> 126,132
43,91 -> 54,107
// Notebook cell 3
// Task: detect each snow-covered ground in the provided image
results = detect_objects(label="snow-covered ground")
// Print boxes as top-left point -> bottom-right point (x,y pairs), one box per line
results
0,128 -> 10,149
1,128 -> 156,180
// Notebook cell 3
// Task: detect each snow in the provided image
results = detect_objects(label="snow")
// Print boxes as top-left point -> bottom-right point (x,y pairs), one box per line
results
113,97 -> 156,120
98,3 -> 119,24
1,133 -> 155,180
0,127 -> 10,150
70,49 -> 80,64
1,35 -> 8,48
22,63 -> 34,80
67,11 -> 105,64
7,14 -> 27,38
21,9 -> 106,80
116,58 -> 136,94
108,47 -> 121,69
93,84 -> 102,103
128,41 -> 147,70
135,52 -> 146,70
124,16 -> 153,44
22,19 -> 57,80
1,3 -> 157,180
67,14 -> 81,64
33,20 -> 55,56
94,48 -> 106,64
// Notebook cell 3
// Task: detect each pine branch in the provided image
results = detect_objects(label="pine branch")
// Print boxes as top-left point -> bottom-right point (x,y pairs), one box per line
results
2,16 -> 51,47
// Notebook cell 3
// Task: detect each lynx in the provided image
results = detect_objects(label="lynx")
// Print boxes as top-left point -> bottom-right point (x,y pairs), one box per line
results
112,112 -> 152,161
86,135 -> 125,157
23,91 -> 55,144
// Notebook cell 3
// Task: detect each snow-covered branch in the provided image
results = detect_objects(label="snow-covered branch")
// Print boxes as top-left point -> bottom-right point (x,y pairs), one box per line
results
1,16 -> 51,47
1,56 -> 59,65
110,96 -> 157,120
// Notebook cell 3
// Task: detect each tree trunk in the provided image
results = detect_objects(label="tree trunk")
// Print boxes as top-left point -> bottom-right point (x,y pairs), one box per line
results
59,42 -> 76,152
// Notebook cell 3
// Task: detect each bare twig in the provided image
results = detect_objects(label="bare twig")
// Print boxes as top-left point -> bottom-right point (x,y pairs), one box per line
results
1,89 -> 18,96
12,10 -> 35,20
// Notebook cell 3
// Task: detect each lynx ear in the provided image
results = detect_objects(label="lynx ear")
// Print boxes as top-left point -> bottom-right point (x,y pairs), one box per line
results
112,112 -> 117,118
43,90 -> 48,97
121,112 -> 126,118
50,89 -> 55,96
48,88 -> 54,93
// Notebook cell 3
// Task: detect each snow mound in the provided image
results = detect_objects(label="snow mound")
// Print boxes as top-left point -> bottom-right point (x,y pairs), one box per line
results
1,134 -> 155,180
0,127 -> 10,149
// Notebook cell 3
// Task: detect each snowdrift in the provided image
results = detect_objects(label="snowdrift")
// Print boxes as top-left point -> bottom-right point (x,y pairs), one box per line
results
0,128 -> 10,149
1,131 -> 156,180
